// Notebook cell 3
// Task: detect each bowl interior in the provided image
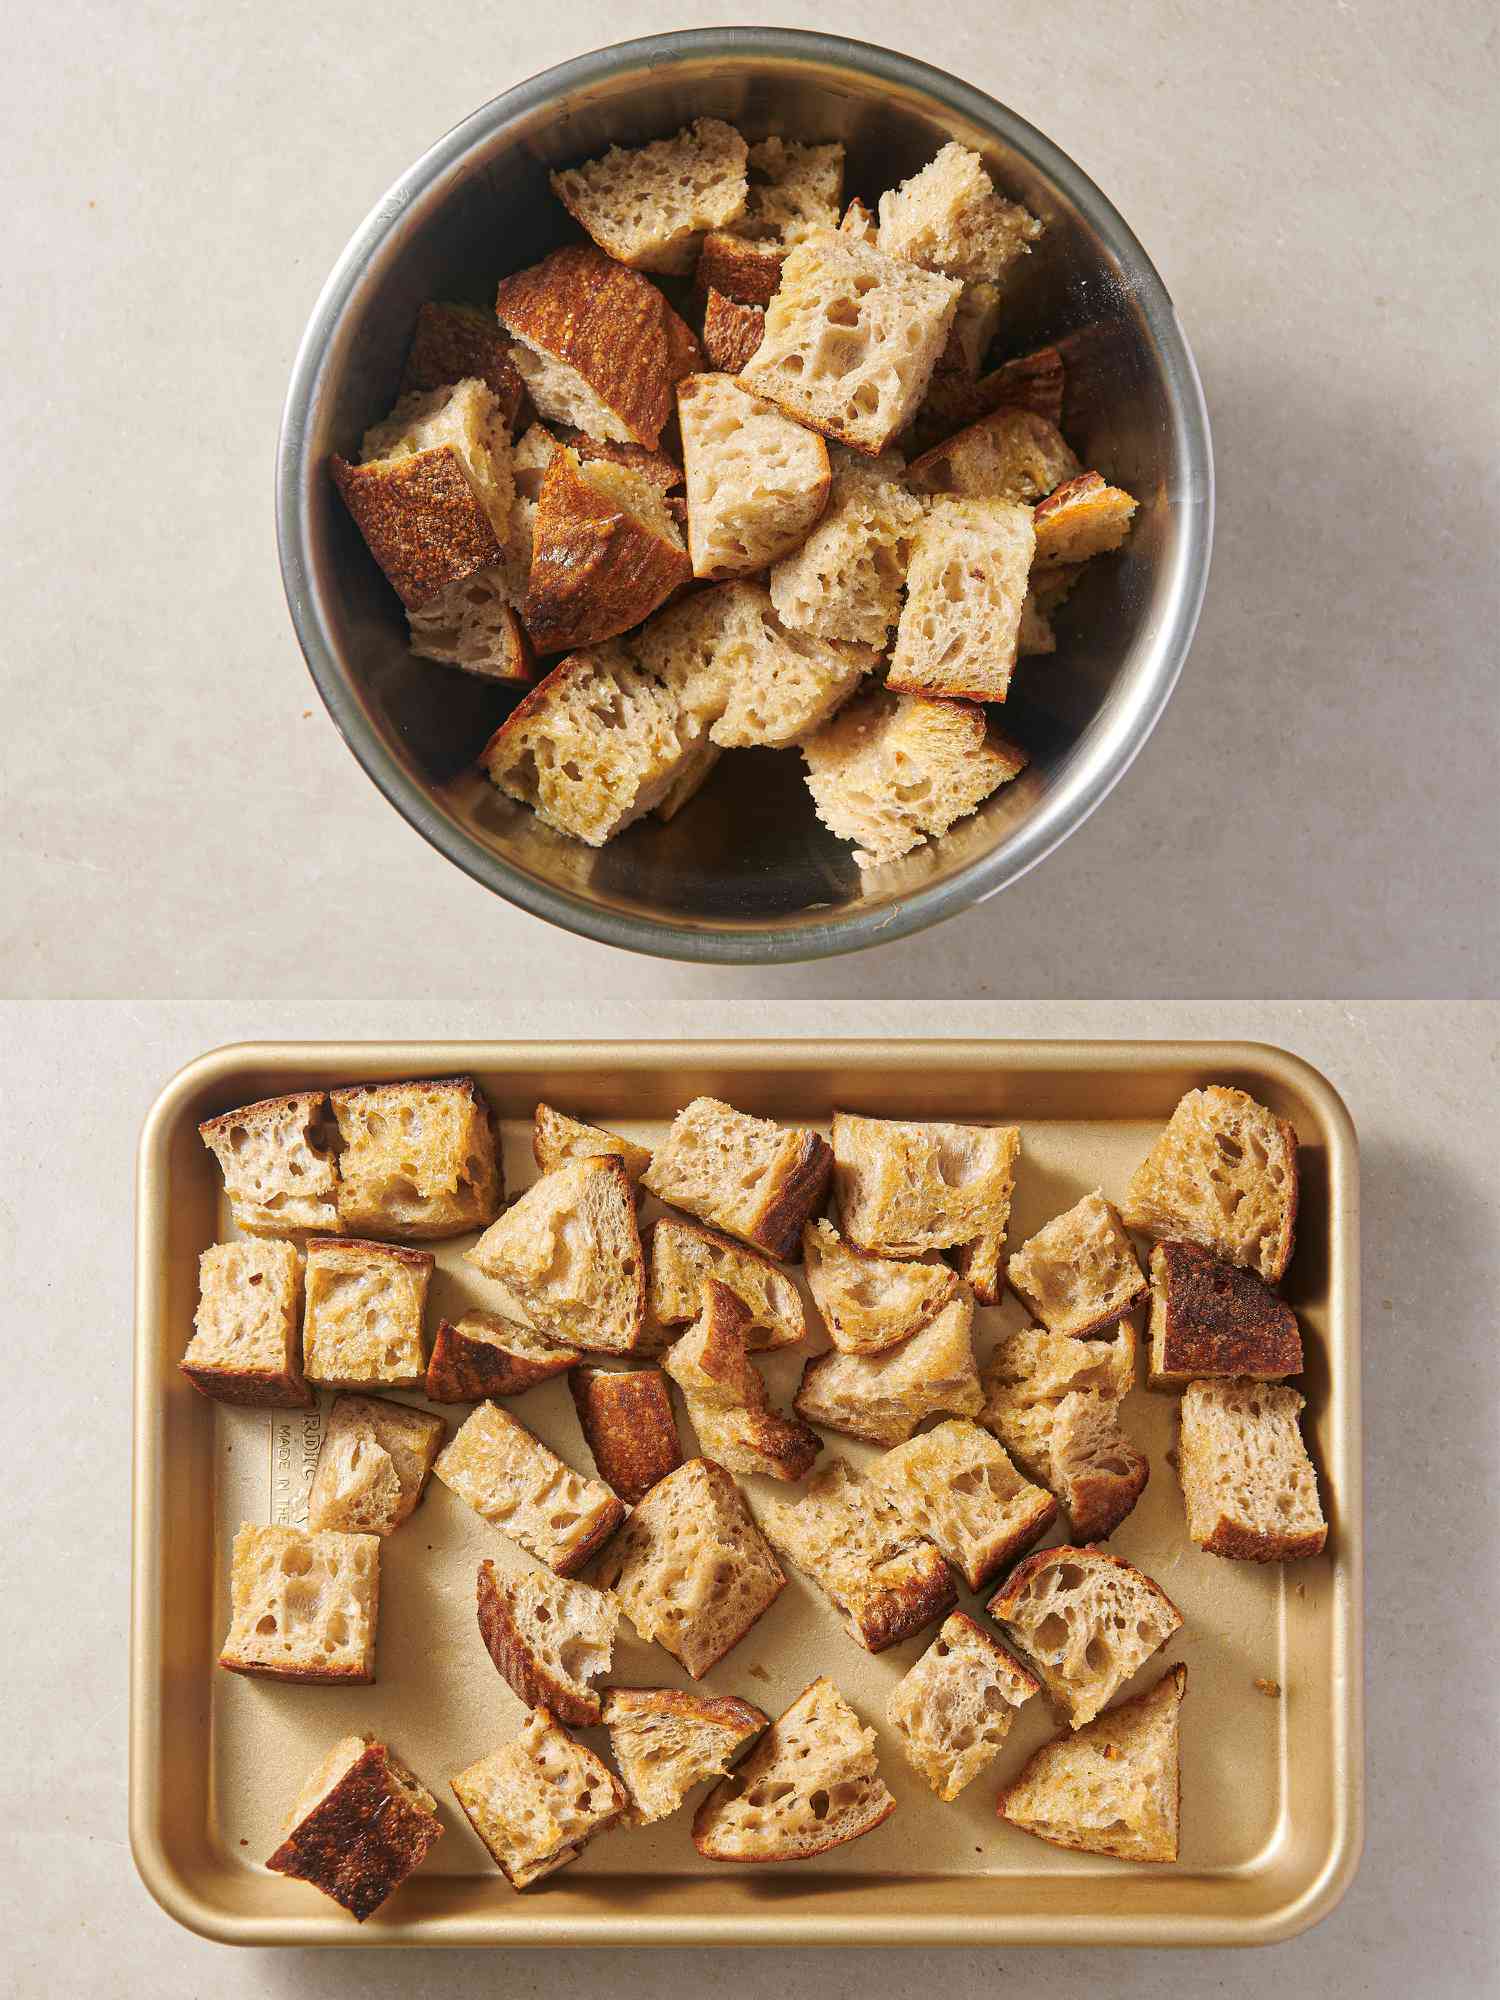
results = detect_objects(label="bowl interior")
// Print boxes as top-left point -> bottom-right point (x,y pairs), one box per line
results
285,38 -> 1208,956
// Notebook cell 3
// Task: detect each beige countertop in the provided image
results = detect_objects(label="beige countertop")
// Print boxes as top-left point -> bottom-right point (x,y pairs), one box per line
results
1,999 -> 1496,1995
3,1 -> 1497,997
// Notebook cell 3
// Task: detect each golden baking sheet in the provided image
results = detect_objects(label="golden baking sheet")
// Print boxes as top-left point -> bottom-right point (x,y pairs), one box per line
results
131,1040 -> 1362,1945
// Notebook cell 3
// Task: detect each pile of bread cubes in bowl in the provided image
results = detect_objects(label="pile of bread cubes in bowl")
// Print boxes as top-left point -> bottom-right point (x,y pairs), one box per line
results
291,41 -> 1208,949
184,1072 -> 1325,1919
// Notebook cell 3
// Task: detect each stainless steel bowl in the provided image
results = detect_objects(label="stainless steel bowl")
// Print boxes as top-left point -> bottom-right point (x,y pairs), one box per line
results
277,28 -> 1212,963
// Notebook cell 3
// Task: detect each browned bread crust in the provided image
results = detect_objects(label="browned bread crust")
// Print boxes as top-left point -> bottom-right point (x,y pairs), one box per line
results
569,437 -> 684,492
266,1738 -> 442,1920
425,1313 -> 579,1402
330,449 -> 504,611
570,1366 -> 684,1504
400,301 -> 525,428
701,289 -> 766,375
695,230 -> 785,305
495,246 -> 700,450
751,1130 -> 834,1261
1198,1514 -> 1326,1562
1149,1241 -> 1303,1385
523,447 -> 691,654
180,1361 -> 314,1409
475,1559 -> 602,1723
988,1542 -> 1183,1626
1032,471 -> 1138,566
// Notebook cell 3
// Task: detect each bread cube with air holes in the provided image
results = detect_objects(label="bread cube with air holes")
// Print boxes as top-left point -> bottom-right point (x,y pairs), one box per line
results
329,1076 -> 501,1241
877,143 -> 1042,283
642,1096 -> 833,1261
466,1155 -> 646,1355
434,1402 -> 625,1576
794,1288 -> 984,1447
677,373 -> 831,579
887,496 -> 1035,704
648,1214 -> 806,1350
1177,1378 -> 1327,1561
425,1310 -> 579,1403
1006,1190 -> 1148,1339
218,1524 -> 380,1683
832,1111 -> 1020,1257
1122,1085 -> 1299,1283
302,1238 -> 433,1388
769,446 -> 925,646
475,1559 -> 619,1723
267,1734 -> 443,1920
987,1545 -> 1182,1728
888,1612 -> 1039,1801
198,1090 -> 340,1237
452,1708 -> 629,1888
550,119 -> 749,275
307,1393 -> 445,1536
180,1238 -> 311,1408
604,1687 -> 768,1826
865,1418 -> 1058,1592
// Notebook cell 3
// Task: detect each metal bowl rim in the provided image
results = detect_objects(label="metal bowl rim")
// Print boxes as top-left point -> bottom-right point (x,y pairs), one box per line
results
275,25 -> 1214,965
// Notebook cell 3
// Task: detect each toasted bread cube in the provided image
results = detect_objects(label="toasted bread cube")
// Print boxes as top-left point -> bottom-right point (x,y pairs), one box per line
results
181,1239 -> 310,1408
267,1734 -> 442,1920
551,119 -> 748,275
740,137 -> 843,246
769,447 -> 925,645
1006,1190 -> 1148,1338
523,445 -> 690,654
981,1321 -> 1147,1540
833,1112 -> 1019,1257
533,1103 -> 652,1185
642,1096 -> 833,1261
332,379 -> 515,610
308,1393 -> 445,1536
634,582 -> 872,752
452,1708 -> 627,1888
877,142 -> 1042,283
741,234 -> 960,455
435,1403 -> 625,1575
1122,1085 -> 1299,1283
888,1612 -> 1039,1801
425,1310 -> 578,1403
701,288 -> 765,374
467,1156 -> 645,1355
1148,1240 -> 1303,1388
803,1217 -> 956,1354
604,1687 -> 767,1824
482,642 -> 710,848
1032,471 -> 1138,568
905,341 -> 1068,456
570,1365 -> 683,1504
677,374 -> 831,580
999,1663 -> 1186,1862
329,1076 -> 501,1241
697,230 -> 786,306
795,1290 -> 983,1447
692,1677 -> 896,1861
400,301 -> 525,427
407,571 -> 537,683
802,689 -> 1027,867
198,1090 -> 339,1237
888,496 -> 1035,703
219,1524 -> 379,1683
662,1282 -> 821,1483
496,246 -> 700,450
988,1546 -> 1182,1728
759,1458 -> 954,1653
648,1215 -> 806,1351
595,1457 -> 785,1678
1177,1379 -> 1327,1561
302,1239 -> 432,1388
865,1419 -> 1057,1592
475,1559 -> 619,1723
907,406 -> 1081,504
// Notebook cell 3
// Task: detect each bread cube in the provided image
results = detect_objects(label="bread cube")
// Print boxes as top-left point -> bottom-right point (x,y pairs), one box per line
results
435,1402 -> 624,1575
198,1090 -> 339,1237
905,340 -> 1068,456
833,1111 -> 1019,1257
181,1238 -> 310,1408
1122,1085 -> 1299,1282
550,119 -> 748,275
888,1613 -> 1038,1801
407,572 -> 537,683
594,1457 -> 785,1678
697,230 -> 785,305
330,1075 -> 502,1241
865,1419 -> 1057,1592
740,137 -> 843,246
267,1734 -> 442,1920
981,1321 -> 1148,1541
399,300 -> 525,427
701,289 -> 765,374
999,1663 -> 1186,1862
740,234 -> 960,454
1177,1379 -> 1327,1561
302,1238 -> 433,1388
877,142 -> 1042,283
569,1366 -> 682,1505
795,1290 -> 983,1447
1032,471 -> 1138,567
482,642 -> 710,848
604,1687 -> 767,1825
533,1103 -> 652,1185
1148,1239 -> 1303,1387
677,374 -> 831,580
467,1156 -> 645,1355
647,1215 -> 806,1351
802,1216 -> 956,1354
988,1546 -> 1182,1728
523,445 -> 690,655
759,1458 -> 955,1653
662,1282 -> 820,1483
219,1524 -> 379,1683
496,246 -> 700,450
1006,1190 -> 1148,1339
642,1096 -> 833,1260
307,1393 -> 445,1536
769,447 -> 925,645
475,1559 -> 619,1723
907,406 -> 1080,504
888,496 -> 1035,703
331,379 -> 514,610
425,1309 -> 578,1403
802,688 -> 1027,867
452,1708 -> 627,1888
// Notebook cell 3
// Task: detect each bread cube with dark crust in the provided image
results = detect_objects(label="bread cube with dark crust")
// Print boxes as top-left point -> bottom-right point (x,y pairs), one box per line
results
1148,1240 -> 1303,1387
662,1282 -> 821,1483
425,1310 -> 580,1403
267,1735 -> 442,1920
475,1559 -> 618,1723
701,288 -> 765,374
570,1365 -> 683,1504
400,301 -> 525,427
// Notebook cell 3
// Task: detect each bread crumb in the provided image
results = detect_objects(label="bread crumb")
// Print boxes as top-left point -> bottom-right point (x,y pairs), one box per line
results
1102,1742 -> 1121,1759
748,1663 -> 771,1682
1254,1678 -> 1281,1699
